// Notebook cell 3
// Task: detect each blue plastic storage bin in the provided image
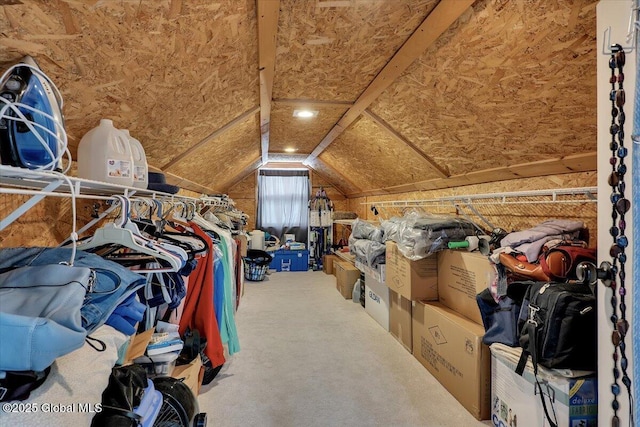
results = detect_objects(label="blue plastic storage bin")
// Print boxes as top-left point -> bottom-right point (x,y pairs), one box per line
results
268,250 -> 309,272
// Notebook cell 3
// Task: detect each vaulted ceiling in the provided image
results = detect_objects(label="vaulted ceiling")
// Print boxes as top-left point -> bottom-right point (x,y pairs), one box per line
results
0,0 -> 598,196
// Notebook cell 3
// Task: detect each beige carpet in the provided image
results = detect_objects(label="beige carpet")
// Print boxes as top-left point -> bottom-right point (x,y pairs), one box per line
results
199,270 -> 490,427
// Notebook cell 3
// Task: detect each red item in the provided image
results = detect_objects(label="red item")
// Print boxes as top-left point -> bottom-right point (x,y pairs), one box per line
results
178,223 -> 225,368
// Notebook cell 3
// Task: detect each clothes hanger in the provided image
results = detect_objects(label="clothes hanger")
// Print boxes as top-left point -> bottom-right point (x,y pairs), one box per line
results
75,196 -> 182,273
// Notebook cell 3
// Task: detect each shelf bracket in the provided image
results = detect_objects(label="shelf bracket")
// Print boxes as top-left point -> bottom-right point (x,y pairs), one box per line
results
459,199 -> 496,231
1,180 -> 64,231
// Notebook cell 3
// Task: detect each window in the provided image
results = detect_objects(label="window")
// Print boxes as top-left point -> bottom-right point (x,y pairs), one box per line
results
257,169 -> 310,244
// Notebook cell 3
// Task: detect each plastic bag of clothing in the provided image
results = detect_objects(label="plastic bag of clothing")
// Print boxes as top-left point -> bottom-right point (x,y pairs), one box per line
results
348,235 -> 386,268
381,212 -> 480,260
350,218 -> 385,243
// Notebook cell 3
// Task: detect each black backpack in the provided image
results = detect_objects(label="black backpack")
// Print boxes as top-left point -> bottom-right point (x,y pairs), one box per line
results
514,280 -> 596,427
516,281 -> 597,373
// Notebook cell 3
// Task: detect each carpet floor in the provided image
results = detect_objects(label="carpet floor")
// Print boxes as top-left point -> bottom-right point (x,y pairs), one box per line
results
199,270 -> 490,427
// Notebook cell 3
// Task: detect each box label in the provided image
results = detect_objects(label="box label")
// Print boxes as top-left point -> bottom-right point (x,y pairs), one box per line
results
448,264 -> 478,298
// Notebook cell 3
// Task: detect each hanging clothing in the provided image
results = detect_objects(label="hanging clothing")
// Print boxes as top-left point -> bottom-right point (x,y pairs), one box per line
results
193,213 -> 241,356
0,247 -> 146,334
213,246 -> 225,332
178,223 -> 225,368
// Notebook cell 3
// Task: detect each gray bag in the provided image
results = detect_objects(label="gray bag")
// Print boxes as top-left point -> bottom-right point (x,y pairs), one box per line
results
0,264 -> 91,372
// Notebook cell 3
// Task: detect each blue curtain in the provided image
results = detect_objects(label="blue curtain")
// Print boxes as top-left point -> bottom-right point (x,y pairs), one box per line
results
257,170 -> 310,243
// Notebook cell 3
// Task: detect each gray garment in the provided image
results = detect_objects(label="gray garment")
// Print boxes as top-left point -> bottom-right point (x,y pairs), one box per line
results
499,219 -> 585,262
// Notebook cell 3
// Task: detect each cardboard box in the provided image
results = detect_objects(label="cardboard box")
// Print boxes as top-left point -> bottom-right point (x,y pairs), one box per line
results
385,241 -> 437,301
123,328 -> 155,365
437,250 -> 497,325
490,344 -> 597,427
172,354 -> 203,397
335,261 -> 360,299
412,301 -> 491,420
364,272 -> 389,331
323,254 -> 339,275
355,259 -> 386,283
389,289 -> 412,353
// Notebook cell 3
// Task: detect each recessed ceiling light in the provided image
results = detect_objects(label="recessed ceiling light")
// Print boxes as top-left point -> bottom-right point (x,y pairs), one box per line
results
284,147 -> 297,153
293,109 -> 318,118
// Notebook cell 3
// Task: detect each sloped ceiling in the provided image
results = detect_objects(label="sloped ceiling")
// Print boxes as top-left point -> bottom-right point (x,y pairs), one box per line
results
0,0 -> 597,196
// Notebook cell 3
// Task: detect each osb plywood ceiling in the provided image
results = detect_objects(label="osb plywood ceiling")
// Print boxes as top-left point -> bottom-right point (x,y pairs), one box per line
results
0,0 -> 598,196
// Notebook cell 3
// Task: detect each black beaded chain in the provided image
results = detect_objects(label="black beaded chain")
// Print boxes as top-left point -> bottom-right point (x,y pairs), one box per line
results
604,44 -> 634,427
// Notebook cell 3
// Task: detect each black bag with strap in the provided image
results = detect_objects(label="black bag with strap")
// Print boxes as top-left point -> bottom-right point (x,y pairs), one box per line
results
515,280 -> 597,427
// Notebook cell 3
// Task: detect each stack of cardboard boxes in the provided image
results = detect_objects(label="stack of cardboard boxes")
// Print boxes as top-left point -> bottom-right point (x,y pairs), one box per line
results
326,241 -> 598,425
385,241 -> 494,421
327,241 -> 494,420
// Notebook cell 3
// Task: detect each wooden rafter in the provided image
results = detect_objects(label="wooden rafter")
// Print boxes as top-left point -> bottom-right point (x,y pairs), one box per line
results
347,153 -> 597,198
257,0 -> 280,165
304,0 -> 476,163
363,109 -> 449,178
161,106 -> 259,170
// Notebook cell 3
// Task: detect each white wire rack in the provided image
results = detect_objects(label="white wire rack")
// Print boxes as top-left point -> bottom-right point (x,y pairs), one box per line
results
0,165 -> 202,231
361,187 -> 597,208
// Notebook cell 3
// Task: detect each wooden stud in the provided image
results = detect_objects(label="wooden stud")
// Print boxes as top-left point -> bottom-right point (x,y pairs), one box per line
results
257,0 -> 280,164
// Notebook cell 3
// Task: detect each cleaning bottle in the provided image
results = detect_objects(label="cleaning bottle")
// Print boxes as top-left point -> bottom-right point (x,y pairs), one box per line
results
121,129 -> 148,189
77,119 -> 134,186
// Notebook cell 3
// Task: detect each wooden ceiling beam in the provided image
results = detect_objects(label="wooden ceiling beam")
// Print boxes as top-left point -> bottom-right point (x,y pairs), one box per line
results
363,109 -> 449,178
161,105 -> 259,170
257,0 -> 281,165
346,152 -> 597,198
304,0 -> 476,163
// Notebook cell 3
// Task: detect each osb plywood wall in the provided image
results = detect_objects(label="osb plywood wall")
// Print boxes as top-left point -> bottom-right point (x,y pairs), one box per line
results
286,0 -> 598,197
319,115 -> 442,190
167,112 -> 261,191
0,0 -> 258,194
348,171 -> 598,246
273,0 -> 438,102
367,0 -> 597,179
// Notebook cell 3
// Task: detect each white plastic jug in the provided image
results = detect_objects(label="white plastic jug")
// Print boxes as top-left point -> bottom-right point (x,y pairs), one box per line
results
77,119 -> 134,187
249,230 -> 265,251
121,129 -> 148,189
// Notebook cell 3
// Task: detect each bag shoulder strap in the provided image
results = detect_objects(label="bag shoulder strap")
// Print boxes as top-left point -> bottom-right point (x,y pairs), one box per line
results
535,378 -> 559,427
